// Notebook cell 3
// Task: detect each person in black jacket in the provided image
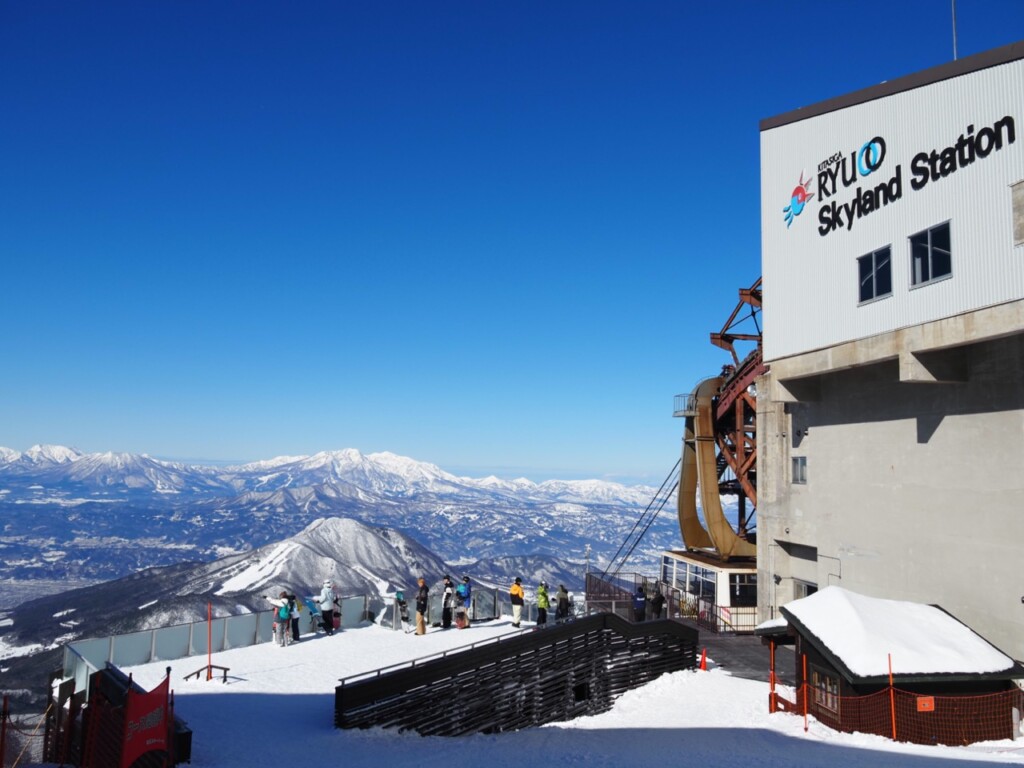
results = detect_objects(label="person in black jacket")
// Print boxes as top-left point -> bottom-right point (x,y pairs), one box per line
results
441,575 -> 455,629
415,577 -> 429,635
287,593 -> 301,641
555,584 -> 570,623
650,589 -> 666,620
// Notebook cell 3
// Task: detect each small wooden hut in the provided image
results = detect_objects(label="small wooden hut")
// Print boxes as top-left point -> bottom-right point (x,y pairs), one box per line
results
756,587 -> 1024,746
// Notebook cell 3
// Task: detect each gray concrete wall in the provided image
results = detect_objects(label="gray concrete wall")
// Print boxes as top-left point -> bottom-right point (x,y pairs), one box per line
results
758,330 -> 1024,661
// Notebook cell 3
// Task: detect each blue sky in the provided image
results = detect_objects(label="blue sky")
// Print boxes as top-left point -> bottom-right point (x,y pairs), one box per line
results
2,2 -> 1022,482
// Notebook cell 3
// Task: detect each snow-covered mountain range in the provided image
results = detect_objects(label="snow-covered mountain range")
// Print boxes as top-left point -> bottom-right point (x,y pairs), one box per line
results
0,445 -> 711,597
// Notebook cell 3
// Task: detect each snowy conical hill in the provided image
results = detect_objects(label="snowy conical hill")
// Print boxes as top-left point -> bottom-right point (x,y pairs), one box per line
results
5,516 -> 448,649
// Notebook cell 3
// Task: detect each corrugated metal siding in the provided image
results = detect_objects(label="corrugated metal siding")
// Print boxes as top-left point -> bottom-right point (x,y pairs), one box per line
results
762,57 -> 1024,362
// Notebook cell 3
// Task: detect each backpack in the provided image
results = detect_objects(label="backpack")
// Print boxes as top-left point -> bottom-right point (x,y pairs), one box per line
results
278,601 -> 291,621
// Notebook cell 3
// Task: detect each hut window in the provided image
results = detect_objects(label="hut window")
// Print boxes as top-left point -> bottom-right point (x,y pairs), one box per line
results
811,666 -> 840,714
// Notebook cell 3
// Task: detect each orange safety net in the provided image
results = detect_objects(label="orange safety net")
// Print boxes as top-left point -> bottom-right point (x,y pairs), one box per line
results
772,684 -> 1024,746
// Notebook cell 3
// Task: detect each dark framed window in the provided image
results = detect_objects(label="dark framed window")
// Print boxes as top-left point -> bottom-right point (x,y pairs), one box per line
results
729,573 -> 758,607
910,221 -> 951,287
858,246 -> 892,303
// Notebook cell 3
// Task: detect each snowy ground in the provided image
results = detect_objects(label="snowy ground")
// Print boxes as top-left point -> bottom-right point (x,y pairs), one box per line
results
119,618 -> 1024,767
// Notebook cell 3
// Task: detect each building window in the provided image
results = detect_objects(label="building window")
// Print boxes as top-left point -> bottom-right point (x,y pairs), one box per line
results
858,246 -> 892,303
729,573 -> 758,607
792,456 -> 807,484
661,556 -> 673,584
910,221 -> 951,287
811,666 -> 840,714
688,566 -> 716,601
794,580 -> 817,600
673,561 -> 689,592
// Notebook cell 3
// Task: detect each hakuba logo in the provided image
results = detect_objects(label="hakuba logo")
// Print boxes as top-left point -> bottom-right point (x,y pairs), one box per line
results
782,172 -> 814,228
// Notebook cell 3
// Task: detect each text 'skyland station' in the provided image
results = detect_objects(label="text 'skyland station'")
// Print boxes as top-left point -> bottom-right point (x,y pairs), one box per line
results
815,115 -> 1015,237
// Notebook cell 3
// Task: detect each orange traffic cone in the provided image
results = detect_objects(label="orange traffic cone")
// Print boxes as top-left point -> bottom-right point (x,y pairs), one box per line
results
699,647 -> 707,671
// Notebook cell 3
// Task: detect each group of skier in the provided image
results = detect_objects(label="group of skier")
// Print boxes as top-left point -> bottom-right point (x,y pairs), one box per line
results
406,574 -> 473,634
405,575 -> 573,635
265,579 -> 341,647
269,575 -> 661,645
509,578 -> 570,627
633,585 -> 666,622
509,577 -> 573,628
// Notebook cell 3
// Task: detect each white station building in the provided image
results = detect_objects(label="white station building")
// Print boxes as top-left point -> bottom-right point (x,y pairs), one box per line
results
757,41 -> 1024,660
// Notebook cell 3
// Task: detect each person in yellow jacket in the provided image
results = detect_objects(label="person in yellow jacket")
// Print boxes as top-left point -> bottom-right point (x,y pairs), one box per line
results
510,577 -> 525,627
536,581 -> 549,627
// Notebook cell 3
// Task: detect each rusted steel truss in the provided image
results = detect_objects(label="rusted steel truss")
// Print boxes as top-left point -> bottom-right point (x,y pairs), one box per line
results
709,278 -> 764,539
710,277 -> 762,367
717,389 -> 758,501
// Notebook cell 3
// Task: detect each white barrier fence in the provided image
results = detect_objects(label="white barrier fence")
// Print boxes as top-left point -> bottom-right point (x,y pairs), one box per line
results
62,595 -> 375,697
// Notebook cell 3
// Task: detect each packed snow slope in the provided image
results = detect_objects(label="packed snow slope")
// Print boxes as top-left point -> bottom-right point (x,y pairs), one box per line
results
122,616 -> 1024,767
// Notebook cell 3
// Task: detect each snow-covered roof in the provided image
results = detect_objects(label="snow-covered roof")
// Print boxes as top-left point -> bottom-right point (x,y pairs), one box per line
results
779,586 -> 1018,680
755,616 -> 788,633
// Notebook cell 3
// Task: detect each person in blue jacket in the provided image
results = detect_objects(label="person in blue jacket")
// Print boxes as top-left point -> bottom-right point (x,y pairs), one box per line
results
455,575 -> 472,628
632,586 -> 647,622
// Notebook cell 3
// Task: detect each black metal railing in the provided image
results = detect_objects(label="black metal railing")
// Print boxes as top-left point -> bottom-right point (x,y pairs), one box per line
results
585,572 -> 757,635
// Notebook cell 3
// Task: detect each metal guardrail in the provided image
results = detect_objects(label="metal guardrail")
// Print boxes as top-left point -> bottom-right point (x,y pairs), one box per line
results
382,588 -> 506,631
382,588 -> 580,632
585,572 -> 757,634
673,393 -> 697,417
341,619 -> 552,685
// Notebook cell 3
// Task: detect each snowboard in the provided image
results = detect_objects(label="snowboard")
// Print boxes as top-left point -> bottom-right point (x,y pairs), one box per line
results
302,597 -> 326,632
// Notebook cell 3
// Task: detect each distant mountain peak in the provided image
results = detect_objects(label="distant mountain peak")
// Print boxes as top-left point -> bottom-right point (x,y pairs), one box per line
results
307,448 -> 363,465
231,454 -> 309,471
24,444 -> 82,464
